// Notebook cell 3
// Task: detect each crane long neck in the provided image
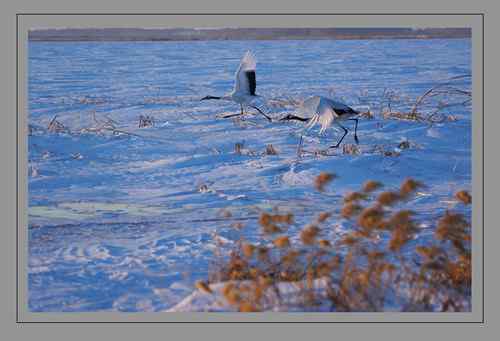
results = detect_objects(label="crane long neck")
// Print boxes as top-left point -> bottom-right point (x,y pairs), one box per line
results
201,95 -> 222,100
201,95 -> 233,101
281,114 -> 309,122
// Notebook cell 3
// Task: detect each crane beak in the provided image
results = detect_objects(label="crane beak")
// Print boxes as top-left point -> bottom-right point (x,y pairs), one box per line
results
280,114 -> 309,122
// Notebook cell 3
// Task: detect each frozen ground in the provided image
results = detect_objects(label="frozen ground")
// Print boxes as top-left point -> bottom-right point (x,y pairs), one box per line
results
28,39 -> 471,311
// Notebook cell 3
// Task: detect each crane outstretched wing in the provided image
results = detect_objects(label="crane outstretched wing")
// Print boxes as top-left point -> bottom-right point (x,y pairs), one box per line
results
324,98 -> 359,116
305,107 -> 336,134
304,96 -> 359,133
304,96 -> 336,134
234,51 -> 257,96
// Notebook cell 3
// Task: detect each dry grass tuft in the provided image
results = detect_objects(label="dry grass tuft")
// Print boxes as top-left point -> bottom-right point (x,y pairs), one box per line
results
344,191 -> 368,203
195,280 -> 213,294
239,301 -> 258,312
258,212 -> 271,227
318,239 -> 332,248
242,243 -> 255,258
257,247 -> 270,263
47,115 -> 70,134
400,178 -> 422,197
435,211 -> 469,245
455,190 -> 472,205
341,202 -> 363,219
315,172 -> 336,191
383,150 -> 401,157
398,140 -> 411,150
273,236 -> 291,248
300,225 -> 320,245
357,206 -> 385,230
271,213 -> 294,225
202,177 -> 471,312
259,212 -> 293,234
377,191 -> 401,206
360,111 -> 374,119
317,212 -> 332,223
265,144 -> 278,155
387,211 -> 418,252
362,180 -> 383,193
138,114 -> 155,128
342,144 -> 361,155
383,111 -> 422,121
234,143 -> 244,155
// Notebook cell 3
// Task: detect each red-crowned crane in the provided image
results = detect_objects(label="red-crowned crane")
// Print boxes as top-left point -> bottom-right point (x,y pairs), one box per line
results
201,51 -> 272,122
280,95 -> 360,148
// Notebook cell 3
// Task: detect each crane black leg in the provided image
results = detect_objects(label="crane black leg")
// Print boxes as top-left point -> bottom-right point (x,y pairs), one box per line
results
329,123 -> 349,148
348,118 -> 359,144
220,104 -> 244,119
249,105 -> 273,122
296,135 -> 304,157
222,112 -> 244,119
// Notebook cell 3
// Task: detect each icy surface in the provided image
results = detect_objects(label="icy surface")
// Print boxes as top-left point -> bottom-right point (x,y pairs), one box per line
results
28,39 -> 471,311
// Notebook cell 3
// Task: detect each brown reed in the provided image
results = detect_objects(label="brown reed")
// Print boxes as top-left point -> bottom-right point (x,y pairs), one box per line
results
202,176 -> 471,312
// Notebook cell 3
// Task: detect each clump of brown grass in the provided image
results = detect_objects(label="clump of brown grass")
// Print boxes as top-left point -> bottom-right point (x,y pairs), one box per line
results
400,178 -> 422,197
342,144 -> 361,155
195,280 -> 213,294
203,177 -> 471,312
362,180 -> 383,193
455,190 -> 472,205
47,115 -> 70,134
138,114 -> 155,128
341,202 -> 363,219
435,211 -> 469,244
383,111 -> 422,121
317,212 -> 332,223
79,96 -> 106,105
273,236 -> 291,248
344,191 -> 368,203
265,144 -> 278,155
357,206 -> 385,231
398,140 -> 411,150
315,172 -> 336,192
318,240 -> 331,248
377,191 -> 401,206
241,243 -> 255,258
258,212 -> 293,235
234,143 -> 244,155
360,111 -> 374,119
300,225 -> 320,245
387,210 -> 418,252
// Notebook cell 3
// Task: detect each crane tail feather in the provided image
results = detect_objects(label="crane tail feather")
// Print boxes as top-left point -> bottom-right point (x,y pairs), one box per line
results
305,114 -> 319,131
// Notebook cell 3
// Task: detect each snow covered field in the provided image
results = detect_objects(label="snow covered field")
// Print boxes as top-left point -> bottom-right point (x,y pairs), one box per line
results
28,39 -> 471,311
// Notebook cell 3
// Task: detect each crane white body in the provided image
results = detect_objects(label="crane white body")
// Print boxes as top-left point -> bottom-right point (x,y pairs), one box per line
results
281,95 -> 361,148
301,96 -> 359,133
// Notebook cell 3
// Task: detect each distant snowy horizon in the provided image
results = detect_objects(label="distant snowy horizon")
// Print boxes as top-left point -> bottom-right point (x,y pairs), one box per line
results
27,27 -> 471,41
